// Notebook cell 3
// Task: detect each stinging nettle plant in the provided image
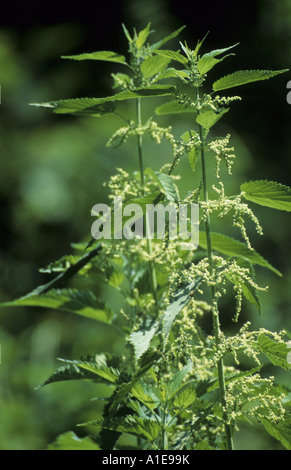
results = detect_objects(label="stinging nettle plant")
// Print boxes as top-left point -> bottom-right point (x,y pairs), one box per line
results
2,23 -> 291,450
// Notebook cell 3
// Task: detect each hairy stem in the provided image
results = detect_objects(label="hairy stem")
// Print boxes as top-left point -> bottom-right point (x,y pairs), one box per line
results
197,93 -> 234,451
136,97 -> 158,308
136,98 -> 145,188
161,405 -> 168,450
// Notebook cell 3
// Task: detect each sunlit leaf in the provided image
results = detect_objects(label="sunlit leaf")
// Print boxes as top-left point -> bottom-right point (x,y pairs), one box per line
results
129,320 -> 159,359
141,55 -> 172,78
145,169 -> 179,202
136,23 -> 152,49
155,100 -> 194,115
172,381 -> 196,409
196,109 -> 229,129
48,432 -> 101,450
107,350 -> 160,415
197,43 -> 238,75
258,334 -> 291,370
213,69 -> 288,91
154,49 -> 188,65
131,382 -> 160,410
31,86 -> 176,115
96,415 -> 160,442
162,279 -> 202,340
231,257 -> 262,315
61,50 -> 128,65
181,130 -> 199,171
167,361 -> 193,399
0,288 -> 114,323
260,414 -> 291,450
241,180 -> 291,211
198,231 -> 281,276
37,353 -> 120,388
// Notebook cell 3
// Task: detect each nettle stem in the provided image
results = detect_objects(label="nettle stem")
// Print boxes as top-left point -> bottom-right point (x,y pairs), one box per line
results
161,405 -> 168,450
136,97 -> 158,308
136,98 -> 145,188
197,92 -> 234,451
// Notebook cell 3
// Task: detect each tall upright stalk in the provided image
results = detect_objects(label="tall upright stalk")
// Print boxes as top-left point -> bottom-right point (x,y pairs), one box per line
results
161,404 -> 168,450
136,98 -> 145,189
136,97 -> 158,309
196,90 -> 234,451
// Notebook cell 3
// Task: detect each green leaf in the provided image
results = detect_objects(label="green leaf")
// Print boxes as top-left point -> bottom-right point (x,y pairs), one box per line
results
241,180 -> 291,211
198,54 -> 234,76
181,130 -> 197,141
131,382 -> 160,411
197,367 -> 261,398
136,349 -> 161,380
258,334 -> 291,370
155,100 -> 195,115
145,169 -> 179,202
37,354 -> 120,388
61,50 -> 127,65
112,73 -> 132,89
126,191 -> 161,209
154,68 -> 188,82
241,277 -> 262,315
196,109 -> 229,129
127,85 -> 177,98
98,415 -> 160,442
129,320 -> 159,359
31,86 -> 176,115
173,69 -> 189,80
260,413 -> 291,450
31,98 -> 117,116
113,191 -> 161,239
89,191 -> 161,250
172,409 -> 212,450
195,377 -> 218,398
162,279 -> 202,340
198,231 -> 282,277
122,24 -> 132,43
167,361 -> 193,399
107,350 -> 160,415
150,26 -> 186,50
213,69 -> 288,91
195,440 -> 216,450
48,432 -> 101,450
232,257 -> 262,315
172,380 -> 196,409
154,50 -> 188,65
37,361 -> 100,388
141,55 -> 172,78
158,173 -> 180,202
76,357 -> 120,383
136,23 -> 152,49
0,288 -> 114,324
181,130 -> 199,171
188,150 -> 198,171
224,367 -> 262,388
197,44 -> 238,75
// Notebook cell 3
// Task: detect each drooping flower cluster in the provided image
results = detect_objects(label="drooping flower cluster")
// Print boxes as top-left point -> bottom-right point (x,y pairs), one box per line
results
200,182 -> 263,249
106,120 -> 174,148
208,134 -> 236,177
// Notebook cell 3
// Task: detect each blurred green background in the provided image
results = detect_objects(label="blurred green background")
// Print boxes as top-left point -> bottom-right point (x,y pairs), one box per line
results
0,0 -> 290,450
